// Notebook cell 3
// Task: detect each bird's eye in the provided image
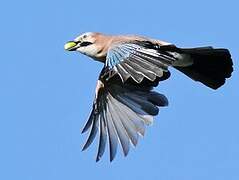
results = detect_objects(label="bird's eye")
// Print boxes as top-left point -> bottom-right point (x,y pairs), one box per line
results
83,35 -> 87,39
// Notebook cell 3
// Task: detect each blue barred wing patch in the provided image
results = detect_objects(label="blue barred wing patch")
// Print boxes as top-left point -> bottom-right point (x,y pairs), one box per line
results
106,43 -> 140,68
104,42 -> 175,83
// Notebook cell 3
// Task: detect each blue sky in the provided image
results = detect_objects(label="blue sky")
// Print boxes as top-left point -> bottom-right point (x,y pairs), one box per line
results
1,0 -> 238,179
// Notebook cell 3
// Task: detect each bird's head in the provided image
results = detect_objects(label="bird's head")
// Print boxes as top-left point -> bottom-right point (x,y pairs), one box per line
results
64,32 -> 102,58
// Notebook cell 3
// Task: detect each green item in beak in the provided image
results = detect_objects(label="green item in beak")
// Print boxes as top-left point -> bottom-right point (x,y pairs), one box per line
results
64,41 -> 77,50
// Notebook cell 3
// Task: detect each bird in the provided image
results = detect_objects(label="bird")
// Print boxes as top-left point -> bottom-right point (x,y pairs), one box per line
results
64,32 -> 233,162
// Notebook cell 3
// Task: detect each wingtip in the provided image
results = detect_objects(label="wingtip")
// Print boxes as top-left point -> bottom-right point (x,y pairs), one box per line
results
81,146 -> 87,151
123,149 -> 130,157
96,156 -> 101,162
82,142 -> 90,151
81,128 -> 87,134
165,99 -> 169,106
110,153 -> 116,162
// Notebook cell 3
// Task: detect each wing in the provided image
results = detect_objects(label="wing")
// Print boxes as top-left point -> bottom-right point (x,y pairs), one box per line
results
101,41 -> 177,83
81,76 -> 168,162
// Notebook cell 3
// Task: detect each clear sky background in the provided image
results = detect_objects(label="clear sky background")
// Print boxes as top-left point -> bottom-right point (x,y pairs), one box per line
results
0,0 -> 238,180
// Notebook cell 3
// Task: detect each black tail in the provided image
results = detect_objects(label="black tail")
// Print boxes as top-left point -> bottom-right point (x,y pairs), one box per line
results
174,47 -> 233,89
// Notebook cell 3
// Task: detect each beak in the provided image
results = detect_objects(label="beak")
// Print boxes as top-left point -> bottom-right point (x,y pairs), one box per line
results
64,41 -> 79,51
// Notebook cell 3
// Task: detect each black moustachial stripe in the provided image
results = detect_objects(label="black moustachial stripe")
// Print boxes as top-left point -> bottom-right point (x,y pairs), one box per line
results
80,41 -> 93,47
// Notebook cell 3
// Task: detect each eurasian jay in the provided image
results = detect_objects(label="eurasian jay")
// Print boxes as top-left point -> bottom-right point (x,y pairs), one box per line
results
64,32 -> 233,162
